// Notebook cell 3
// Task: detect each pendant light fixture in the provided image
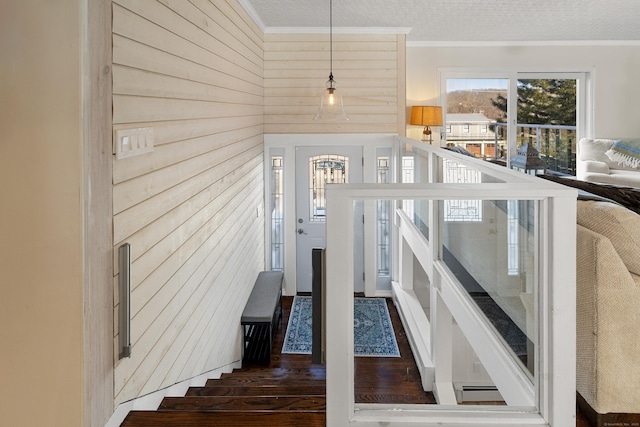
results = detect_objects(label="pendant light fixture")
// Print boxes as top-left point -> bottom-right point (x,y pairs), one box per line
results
314,0 -> 349,121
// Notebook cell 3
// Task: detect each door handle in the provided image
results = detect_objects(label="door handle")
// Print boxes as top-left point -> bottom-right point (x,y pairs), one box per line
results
298,228 -> 307,235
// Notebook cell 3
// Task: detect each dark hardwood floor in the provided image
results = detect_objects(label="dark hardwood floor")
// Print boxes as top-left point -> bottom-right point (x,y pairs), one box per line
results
121,295 -> 591,426
271,296 -> 436,405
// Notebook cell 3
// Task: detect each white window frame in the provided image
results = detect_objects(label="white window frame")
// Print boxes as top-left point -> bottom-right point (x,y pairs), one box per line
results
375,147 -> 393,291
438,68 -> 593,166
268,149 -> 285,272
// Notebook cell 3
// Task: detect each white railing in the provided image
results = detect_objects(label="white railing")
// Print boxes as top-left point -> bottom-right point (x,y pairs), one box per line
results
325,136 -> 577,426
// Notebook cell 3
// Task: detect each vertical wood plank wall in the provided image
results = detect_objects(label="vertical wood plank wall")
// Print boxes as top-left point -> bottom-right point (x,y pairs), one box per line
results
264,33 -> 406,134
112,0 -> 265,405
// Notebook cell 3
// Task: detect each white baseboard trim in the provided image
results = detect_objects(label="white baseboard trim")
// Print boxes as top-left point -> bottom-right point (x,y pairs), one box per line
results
105,360 -> 242,427
374,289 -> 393,298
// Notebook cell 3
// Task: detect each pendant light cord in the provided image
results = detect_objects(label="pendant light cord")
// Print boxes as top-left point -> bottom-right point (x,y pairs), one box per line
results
329,0 -> 333,79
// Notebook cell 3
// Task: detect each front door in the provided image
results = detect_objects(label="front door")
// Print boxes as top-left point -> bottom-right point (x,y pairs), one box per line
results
295,146 -> 364,293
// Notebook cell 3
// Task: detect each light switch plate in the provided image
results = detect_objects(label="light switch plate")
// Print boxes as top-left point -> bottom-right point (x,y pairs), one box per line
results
115,127 -> 154,159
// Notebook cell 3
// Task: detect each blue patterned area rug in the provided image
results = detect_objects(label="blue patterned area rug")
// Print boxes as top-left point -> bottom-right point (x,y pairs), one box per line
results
282,296 -> 400,357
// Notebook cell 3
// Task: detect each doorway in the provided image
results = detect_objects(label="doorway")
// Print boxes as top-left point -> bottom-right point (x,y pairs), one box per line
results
295,146 -> 364,293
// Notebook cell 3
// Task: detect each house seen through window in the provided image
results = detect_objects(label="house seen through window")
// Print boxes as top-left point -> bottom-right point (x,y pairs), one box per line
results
442,74 -> 581,175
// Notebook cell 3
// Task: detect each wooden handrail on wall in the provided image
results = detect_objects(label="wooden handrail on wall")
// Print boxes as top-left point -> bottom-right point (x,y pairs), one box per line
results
119,243 -> 131,359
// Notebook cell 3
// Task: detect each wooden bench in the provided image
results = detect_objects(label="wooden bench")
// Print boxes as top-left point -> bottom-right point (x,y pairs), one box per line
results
241,271 -> 283,363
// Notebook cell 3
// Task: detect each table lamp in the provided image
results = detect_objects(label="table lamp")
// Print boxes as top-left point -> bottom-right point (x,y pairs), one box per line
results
410,106 -> 443,144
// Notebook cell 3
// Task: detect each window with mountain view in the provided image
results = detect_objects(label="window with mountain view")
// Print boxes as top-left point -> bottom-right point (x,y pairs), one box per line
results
442,74 -> 583,176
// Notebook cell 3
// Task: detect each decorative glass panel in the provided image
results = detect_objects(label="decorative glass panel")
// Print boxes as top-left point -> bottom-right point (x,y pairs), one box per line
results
443,159 -> 482,222
308,155 -> 348,222
507,199 -> 519,276
401,156 -> 414,219
271,156 -> 284,271
377,156 -> 390,276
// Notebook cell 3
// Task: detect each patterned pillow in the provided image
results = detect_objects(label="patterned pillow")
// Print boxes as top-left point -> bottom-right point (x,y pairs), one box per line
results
605,139 -> 640,169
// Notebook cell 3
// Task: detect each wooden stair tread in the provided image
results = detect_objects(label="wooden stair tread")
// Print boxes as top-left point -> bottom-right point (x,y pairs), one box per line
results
206,378 -> 325,388
159,395 -> 325,412
186,385 -> 325,397
223,367 -> 326,379
121,410 -> 325,427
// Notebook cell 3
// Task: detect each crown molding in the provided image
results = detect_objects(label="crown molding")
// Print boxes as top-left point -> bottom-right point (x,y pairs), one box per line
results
237,0 -> 266,31
407,40 -> 640,47
264,26 -> 412,35
237,0 -> 410,36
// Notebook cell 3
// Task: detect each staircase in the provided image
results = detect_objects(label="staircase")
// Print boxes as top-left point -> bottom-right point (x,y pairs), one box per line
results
119,296 -> 434,426
120,366 -> 327,426
119,295 -> 591,426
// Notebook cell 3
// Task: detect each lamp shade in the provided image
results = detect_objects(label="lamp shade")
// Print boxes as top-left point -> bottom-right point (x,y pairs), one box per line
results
314,75 -> 348,121
410,106 -> 443,126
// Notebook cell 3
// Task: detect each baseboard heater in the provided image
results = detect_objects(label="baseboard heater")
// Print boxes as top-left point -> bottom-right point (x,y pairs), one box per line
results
455,384 -> 503,403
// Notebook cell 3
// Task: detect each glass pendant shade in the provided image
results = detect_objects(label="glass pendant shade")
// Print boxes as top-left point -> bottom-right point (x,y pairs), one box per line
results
314,74 -> 348,121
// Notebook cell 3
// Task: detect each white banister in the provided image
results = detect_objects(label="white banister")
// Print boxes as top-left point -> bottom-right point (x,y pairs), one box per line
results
324,136 -> 577,426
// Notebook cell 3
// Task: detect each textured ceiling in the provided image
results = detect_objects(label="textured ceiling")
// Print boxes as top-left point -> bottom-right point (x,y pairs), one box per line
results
241,0 -> 640,43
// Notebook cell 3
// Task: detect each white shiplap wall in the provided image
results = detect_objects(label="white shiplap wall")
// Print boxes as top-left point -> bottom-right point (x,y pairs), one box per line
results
112,0 -> 264,404
264,33 -> 406,134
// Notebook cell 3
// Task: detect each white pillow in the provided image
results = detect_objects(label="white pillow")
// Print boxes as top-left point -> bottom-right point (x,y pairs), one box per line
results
578,138 -> 614,163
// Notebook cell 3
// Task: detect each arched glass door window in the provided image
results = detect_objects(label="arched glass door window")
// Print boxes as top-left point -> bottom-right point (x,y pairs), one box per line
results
308,155 -> 348,222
